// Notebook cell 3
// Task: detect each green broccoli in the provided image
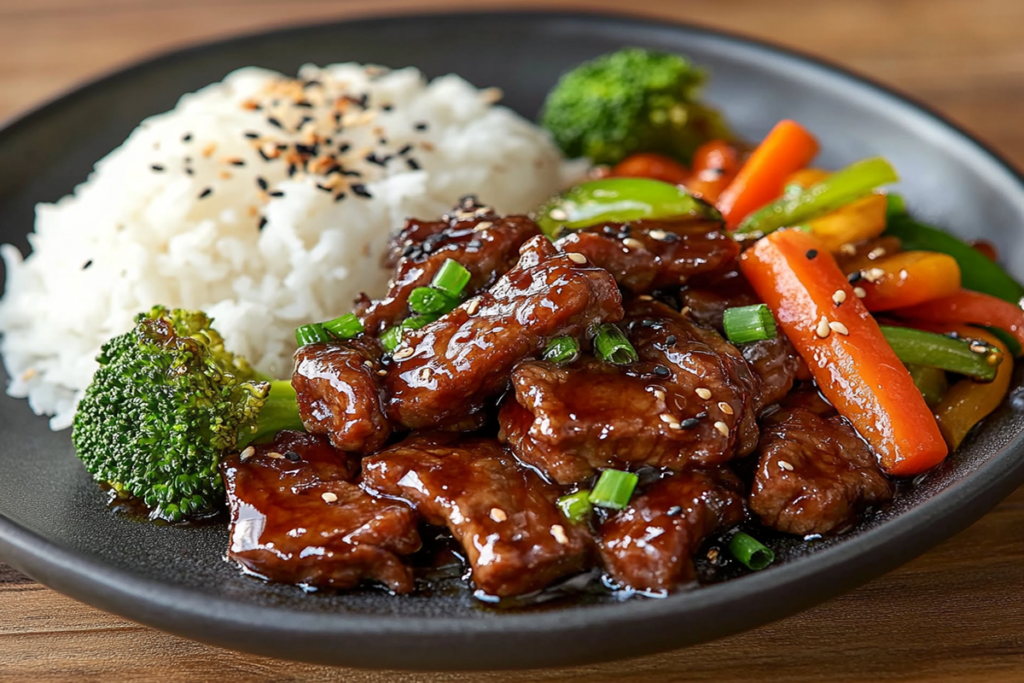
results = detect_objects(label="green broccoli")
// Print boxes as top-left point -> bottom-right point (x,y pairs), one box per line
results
540,47 -> 732,165
71,306 -> 303,521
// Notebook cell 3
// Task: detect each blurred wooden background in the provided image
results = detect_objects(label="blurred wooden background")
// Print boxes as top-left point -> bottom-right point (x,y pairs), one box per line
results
2,0 -> 1024,681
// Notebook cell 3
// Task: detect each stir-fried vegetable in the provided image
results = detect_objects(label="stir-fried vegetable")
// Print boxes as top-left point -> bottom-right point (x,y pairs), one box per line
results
735,157 -> 899,236
933,327 -> 1014,450
722,304 -> 778,344
321,312 -> 364,339
884,214 -> 1024,304
802,193 -> 888,252
593,323 -> 639,364
295,323 -> 332,346
684,140 -> 741,203
544,336 -> 581,364
895,290 -> 1024,348
880,325 -> 1001,382
556,490 -> 593,522
535,177 -> 716,238
588,469 -> 639,510
728,532 -> 775,571
611,152 -> 690,185
906,364 -> 948,407
853,251 -> 962,311
717,120 -> 819,230
739,228 -> 947,476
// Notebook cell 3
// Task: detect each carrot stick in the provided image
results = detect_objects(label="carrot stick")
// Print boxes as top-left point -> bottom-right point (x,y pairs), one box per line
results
717,120 -> 819,230
739,228 -> 948,476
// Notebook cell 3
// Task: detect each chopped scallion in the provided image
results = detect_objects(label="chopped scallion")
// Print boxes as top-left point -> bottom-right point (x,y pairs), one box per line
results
321,312 -> 364,339
295,323 -> 331,347
588,469 -> 638,510
723,304 -> 778,344
402,314 -> 440,331
593,324 -> 638,365
543,336 -> 580,364
556,490 -> 592,522
431,259 -> 472,297
728,532 -> 775,571
380,326 -> 402,353
408,286 -> 460,315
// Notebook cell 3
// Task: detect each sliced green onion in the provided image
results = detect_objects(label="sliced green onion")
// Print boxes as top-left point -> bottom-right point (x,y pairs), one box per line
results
728,532 -> 775,571
906,363 -> 948,408
593,324 -> 638,365
543,336 -> 580,364
295,323 -> 332,346
736,157 -> 899,235
722,304 -> 777,344
321,312 -> 364,339
881,325 -> 1001,382
431,259 -> 472,297
380,326 -> 402,353
402,314 -> 440,331
557,490 -> 593,522
408,286 -> 460,315
588,469 -> 638,510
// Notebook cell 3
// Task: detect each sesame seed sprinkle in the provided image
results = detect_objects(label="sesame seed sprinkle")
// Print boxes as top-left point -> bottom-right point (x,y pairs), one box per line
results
240,446 -> 255,461
198,187 -> 213,199
816,316 -> 831,339
832,289 -> 847,305
267,451 -> 284,459
714,421 -> 730,437
696,388 -> 712,399
566,252 -> 588,265
648,229 -> 669,241
321,492 -> 338,503
490,508 -> 507,522
853,286 -> 867,298
829,321 -> 850,336
393,347 -> 414,360
679,417 -> 701,429
622,237 -> 645,250
150,164 -> 165,172
718,401 -> 734,415
778,460 -> 795,471
551,524 -> 569,545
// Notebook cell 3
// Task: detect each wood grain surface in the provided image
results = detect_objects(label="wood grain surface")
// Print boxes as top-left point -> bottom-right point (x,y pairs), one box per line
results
2,0 -> 1024,680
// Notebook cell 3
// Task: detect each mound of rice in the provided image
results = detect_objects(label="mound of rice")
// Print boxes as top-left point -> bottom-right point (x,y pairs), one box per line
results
0,63 -> 580,430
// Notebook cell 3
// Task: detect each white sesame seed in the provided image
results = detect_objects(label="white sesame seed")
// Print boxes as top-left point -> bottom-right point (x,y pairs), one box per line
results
473,220 -> 494,232
648,229 -> 669,241
853,286 -> 867,298
393,347 -> 414,360
363,360 -> 373,367
696,387 -> 712,399
778,460 -> 795,471
659,413 -> 678,424
419,367 -> 432,381
653,388 -> 666,402
832,289 -> 847,305
863,267 -> 886,283
566,252 -> 588,265
549,209 -> 568,221
816,316 -> 831,339
267,451 -> 284,459
622,237 -> 645,250
240,446 -> 255,461
680,306 -> 692,316
829,321 -> 850,336
899,269 -> 909,281
551,524 -> 569,545
638,294 -> 654,301
867,247 -> 887,260
718,401 -> 734,415
839,243 -> 857,255
714,421 -> 730,437
465,298 -> 481,315
490,508 -> 507,522
321,492 -> 338,503
377,369 -> 388,376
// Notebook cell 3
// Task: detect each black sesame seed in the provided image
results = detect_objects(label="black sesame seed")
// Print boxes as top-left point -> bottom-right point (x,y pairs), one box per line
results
182,133 -> 193,143
665,335 -> 677,345
230,159 -> 246,167
679,418 -> 701,429
287,165 -> 297,177
806,249 -> 819,259
406,158 -> 421,171
382,104 -> 394,112
198,187 -> 212,199
334,192 -> 346,202
267,117 -> 284,129
414,122 -> 428,131
847,271 -> 863,283
343,170 -> 363,178
295,100 -> 314,108
82,260 -> 93,270
244,131 -> 261,139
660,232 -> 680,242
338,142 -> 351,153
258,217 -> 268,230
258,148 -> 272,162
351,184 -> 372,198
257,177 -> 268,190
365,153 -> 389,167
284,450 -> 301,462
184,168 -> 194,176
316,183 -> 333,192
653,365 -> 671,377
269,190 -> 285,198
378,138 -> 388,145
666,506 -> 683,516
397,144 -> 412,155
150,164 -> 165,172
302,80 -> 321,89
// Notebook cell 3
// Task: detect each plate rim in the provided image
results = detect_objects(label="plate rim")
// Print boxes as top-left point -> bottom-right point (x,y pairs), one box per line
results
2,7 -> 1024,671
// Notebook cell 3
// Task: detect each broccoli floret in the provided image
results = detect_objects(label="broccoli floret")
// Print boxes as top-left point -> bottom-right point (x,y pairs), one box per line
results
540,47 -> 732,165
72,306 -> 303,521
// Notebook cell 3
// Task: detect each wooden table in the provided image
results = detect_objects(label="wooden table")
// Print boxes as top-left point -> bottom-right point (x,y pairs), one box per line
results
2,0 -> 1024,680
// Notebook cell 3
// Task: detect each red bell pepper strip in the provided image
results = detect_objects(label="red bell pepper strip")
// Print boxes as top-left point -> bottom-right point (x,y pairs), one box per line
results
717,120 -> 819,230
685,140 -> 741,203
894,290 -> 1024,348
739,228 -> 948,476
611,153 -> 690,186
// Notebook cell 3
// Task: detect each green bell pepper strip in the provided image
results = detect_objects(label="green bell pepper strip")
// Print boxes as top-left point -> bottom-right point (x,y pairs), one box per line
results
735,157 -> 899,235
534,178 -> 719,239
906,363 -> 948,407
884,214 -> 1024,305
880,325 -> 1001,382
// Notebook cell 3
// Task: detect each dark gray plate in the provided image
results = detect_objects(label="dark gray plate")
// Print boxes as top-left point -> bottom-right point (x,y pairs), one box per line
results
1,10 -> 1023,672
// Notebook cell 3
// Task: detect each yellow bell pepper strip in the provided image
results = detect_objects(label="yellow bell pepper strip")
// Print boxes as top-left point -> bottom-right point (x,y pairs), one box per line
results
802,194 -> 888,252
783,168 -> 831,193
851,251 -> 962,311
894,290 -> 1024,349
739,228 -> 948,476
933,327 -> 1013,450
906,364 -> 948,408
717,120 -> 820,230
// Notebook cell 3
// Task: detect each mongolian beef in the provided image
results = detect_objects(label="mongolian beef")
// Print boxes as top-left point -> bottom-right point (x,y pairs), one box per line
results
65,48 -> 1024,601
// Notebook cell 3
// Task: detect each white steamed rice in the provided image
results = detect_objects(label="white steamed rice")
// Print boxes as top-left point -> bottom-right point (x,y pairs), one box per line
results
0,62 -> 581,430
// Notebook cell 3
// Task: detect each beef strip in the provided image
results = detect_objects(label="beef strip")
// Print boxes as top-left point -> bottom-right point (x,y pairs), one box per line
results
599,469 -> 746,593
682,272 -> 806,409
361,433 -> 593,597
356,197 -> 542,335
500,297 -> 760,485
555,217 -> 739,293
384,235 -> 623,430
221,430 -> 421,593
750,407 -> 894,535
292,337 -> 390,453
